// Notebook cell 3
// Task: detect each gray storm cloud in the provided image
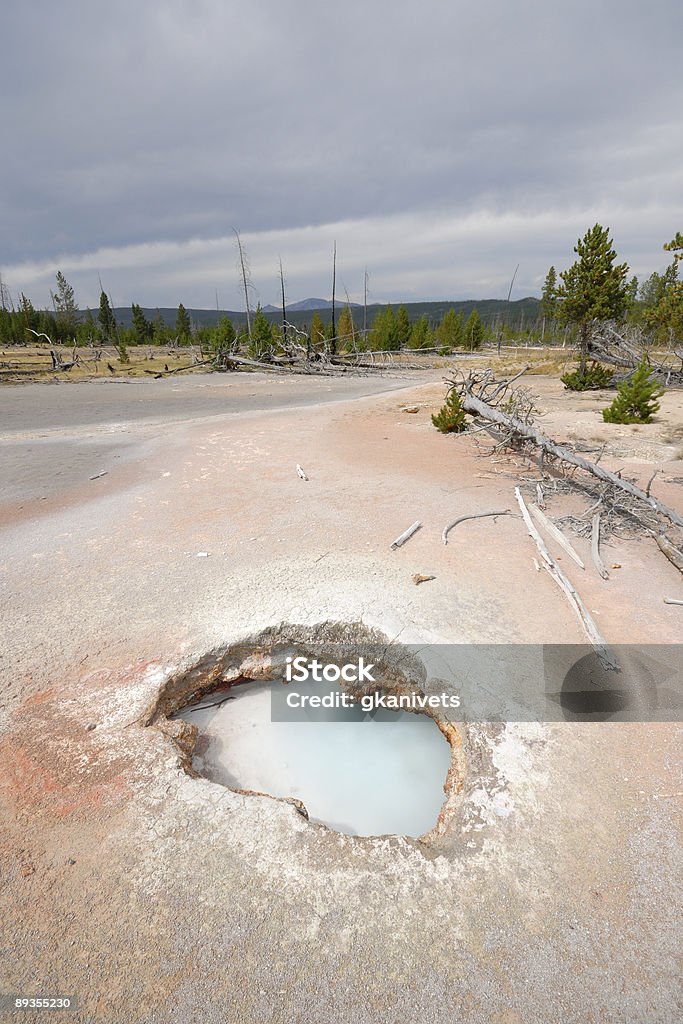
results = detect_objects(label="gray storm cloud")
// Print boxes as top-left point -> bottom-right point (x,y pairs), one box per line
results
1,0 -> 681,307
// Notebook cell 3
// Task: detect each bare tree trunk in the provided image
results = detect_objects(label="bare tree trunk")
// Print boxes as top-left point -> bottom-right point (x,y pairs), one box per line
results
499,264 -> 519,355
279,257 -> 287,349
234,229 -> 252,342
331,241 -> 337,356
363,268 -> 368,349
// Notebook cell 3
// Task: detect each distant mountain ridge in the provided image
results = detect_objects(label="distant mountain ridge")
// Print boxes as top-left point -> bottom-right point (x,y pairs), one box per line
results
262,297 -> 362,313
109,297 -> 541,331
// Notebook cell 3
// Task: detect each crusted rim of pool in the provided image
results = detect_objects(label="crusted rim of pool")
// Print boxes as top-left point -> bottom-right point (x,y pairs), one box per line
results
142,621 -> 467,845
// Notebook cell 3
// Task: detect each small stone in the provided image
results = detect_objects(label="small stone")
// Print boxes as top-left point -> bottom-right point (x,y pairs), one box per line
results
612,563 -> 622,569
86,723 -> 97,731
67,858 -> 76,866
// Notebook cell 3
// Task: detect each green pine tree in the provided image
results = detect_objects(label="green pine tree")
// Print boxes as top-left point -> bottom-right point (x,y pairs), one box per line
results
432,388 -> 467,433
336,305 -> 355,350
309,311 -> 325,350
152,310 -> 170,345
602,360 -> 663,424
396,304 -> 412,348
556,224 -> 629,375
464,309 -> 484,350
370,304 -> 400,350
53,271 -> 79,335
407,313 -> 433,350
642,232 -> 683,341
97,290 -> 117,343
131,303 -> 152,345
212,316 -> 236,353
249,304 -> 274,359
541,266 -> 558,322
436,309 -> 464,352
175,303 -> 192,345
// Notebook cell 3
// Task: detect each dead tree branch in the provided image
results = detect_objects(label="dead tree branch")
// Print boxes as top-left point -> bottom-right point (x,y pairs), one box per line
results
442,510 -> 513,546
515,488 -> 617,669
447,372 -> 683,530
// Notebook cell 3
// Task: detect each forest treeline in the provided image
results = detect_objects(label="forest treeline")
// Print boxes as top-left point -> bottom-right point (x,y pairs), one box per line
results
0,229 -> 680,358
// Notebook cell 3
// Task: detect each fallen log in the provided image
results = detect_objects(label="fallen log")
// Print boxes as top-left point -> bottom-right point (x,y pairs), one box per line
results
591,514 -> 609,580
663,597 -> 683,606
656,535 -> 683,575
442,510 -> 512,546
143,359 -> 213,376
459,392 -> 683,529
515,488 -> 617,669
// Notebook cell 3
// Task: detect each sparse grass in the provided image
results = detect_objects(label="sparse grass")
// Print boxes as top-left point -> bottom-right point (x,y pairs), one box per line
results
0,346 -> 206,383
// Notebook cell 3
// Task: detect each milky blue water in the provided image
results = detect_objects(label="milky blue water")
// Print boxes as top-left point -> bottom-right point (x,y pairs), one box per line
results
179,680 -> 452,837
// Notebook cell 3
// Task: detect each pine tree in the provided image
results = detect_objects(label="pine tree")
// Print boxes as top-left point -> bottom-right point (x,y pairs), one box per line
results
17,293 -> 39,336
436,309 -> 463,352
370,304 -> 400,351
541,266 -> 558,321
249,304 -> 274,359
643,232 -> 683,341
212,316 -> 236,353
396,304 -> 412,348
407,314 -> 433,350
309,311 -> 325,350
336,305 -> 355,350
53,271 -> 79,334
175,303 -> 192,345
556,224 -> 629,376
131,303 -> 152,345
152,310 -> 169,345
432,388 -> 467,433
97,290 -> 117,343
79,307 -> 96,345
464,309 -> 484,350
602,360 -> 663,424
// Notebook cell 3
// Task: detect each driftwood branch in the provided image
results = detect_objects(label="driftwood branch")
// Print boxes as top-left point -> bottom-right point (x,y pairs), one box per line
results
656,535 -> 683,575
515,488 -> 617,669
144,359 -> 213,377
529,503 -> 585,568
442,510 -> 512,546
391,521 -> 421,550
591,514 -> 609,580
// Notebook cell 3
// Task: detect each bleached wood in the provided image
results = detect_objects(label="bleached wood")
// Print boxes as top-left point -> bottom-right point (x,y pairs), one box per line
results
656,535 -> 683,575
442,510 -> 512,546
459,392 -> 683,529
515,488 -> 617,670
591,514 -> 609,579
529,503 -> 585,569
390,521 -> 421,549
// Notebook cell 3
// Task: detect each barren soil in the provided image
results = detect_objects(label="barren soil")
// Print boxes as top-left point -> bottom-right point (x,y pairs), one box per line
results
0,368 -> 681,1023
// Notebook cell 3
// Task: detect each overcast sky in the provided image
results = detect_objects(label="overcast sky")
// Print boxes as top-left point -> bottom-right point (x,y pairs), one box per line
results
2,0 -> 682,311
